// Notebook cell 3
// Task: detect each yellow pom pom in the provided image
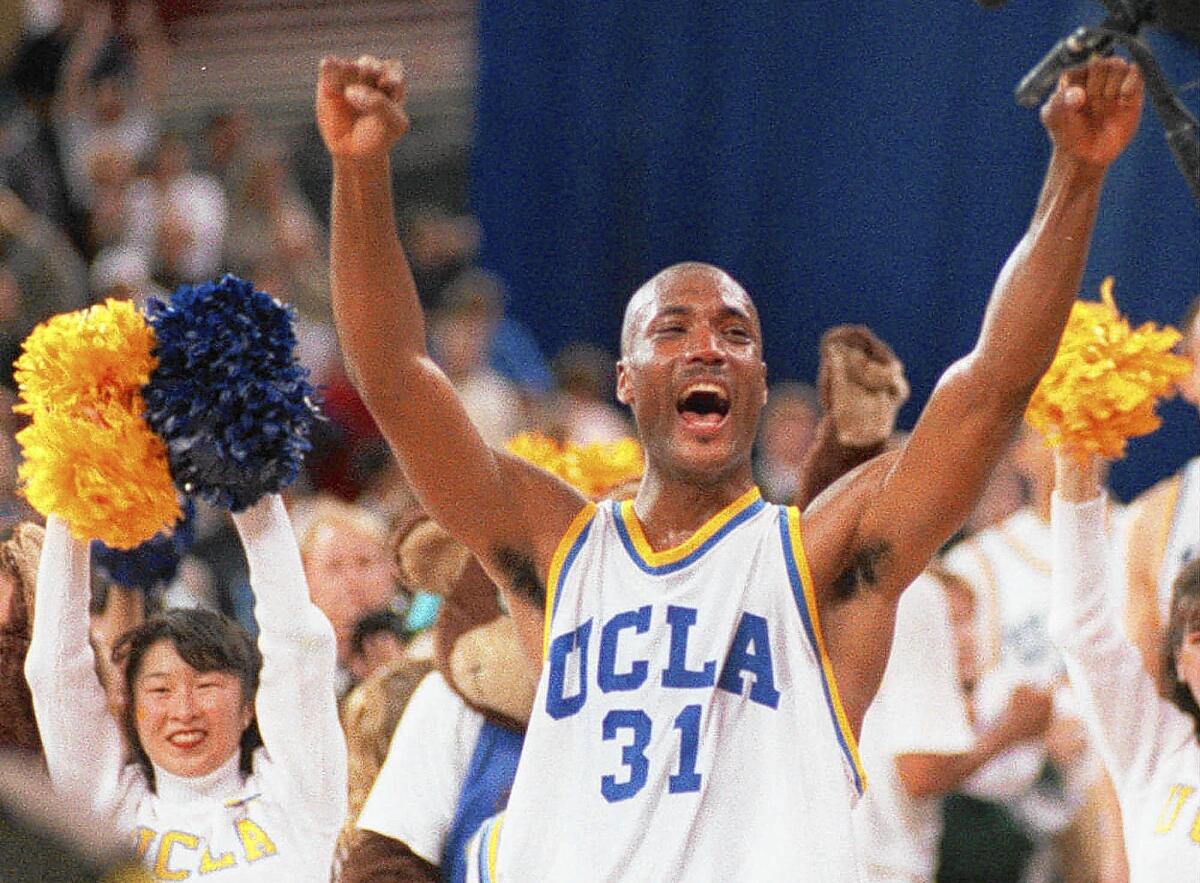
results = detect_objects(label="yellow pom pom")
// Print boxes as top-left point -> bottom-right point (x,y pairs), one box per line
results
13,300 -> 180,548
506,433 -> 644,499
1026,278 -> 1193,461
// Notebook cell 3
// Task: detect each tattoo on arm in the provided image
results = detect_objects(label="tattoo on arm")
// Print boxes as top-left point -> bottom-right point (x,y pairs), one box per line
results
832,541 -> 893,600
494,546 -> 546,608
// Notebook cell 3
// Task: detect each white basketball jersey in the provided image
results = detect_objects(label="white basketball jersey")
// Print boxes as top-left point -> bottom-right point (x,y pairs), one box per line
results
486,488 -> 866,882
1157,456 -> 1200,618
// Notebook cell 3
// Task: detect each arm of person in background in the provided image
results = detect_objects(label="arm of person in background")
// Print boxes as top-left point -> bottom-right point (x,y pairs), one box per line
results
230,495 -> 347,831
792,324 -> 908,510
802,57 -> 1145,736
23,517 -> 127,811
56,2 -> 112,119
0,187 -> 88,313
319,55 -> 585,660
897,682 -> 1054,798
124,0 -> 170,113
1049,450 -> 1178,791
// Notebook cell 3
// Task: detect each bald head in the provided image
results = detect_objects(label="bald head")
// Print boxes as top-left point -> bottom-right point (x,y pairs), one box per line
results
620,263 -> 759,357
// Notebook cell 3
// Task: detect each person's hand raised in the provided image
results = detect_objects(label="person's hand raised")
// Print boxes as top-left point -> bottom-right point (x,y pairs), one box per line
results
317,55 -> 410,161
1041,55 -> 1143,174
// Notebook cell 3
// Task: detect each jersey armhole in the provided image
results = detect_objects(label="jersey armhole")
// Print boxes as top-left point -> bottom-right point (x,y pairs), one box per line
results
542,502 -> 598,659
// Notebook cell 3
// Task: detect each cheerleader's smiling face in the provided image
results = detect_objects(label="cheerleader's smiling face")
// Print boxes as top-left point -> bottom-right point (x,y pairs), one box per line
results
133,639 -> 254,779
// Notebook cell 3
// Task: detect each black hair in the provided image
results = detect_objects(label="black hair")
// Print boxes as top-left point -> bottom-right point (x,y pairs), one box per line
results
1164,557 -> 1200,740
350,607 -> 408,657
113,608 -> 262,790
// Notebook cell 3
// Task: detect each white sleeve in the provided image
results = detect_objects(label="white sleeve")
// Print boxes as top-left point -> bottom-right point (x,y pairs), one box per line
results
23,516 -> 126,811
231,495 -> 347,830
1047,493 -> 1179,792
880,574 -> 975,756
356,671 -> 486,864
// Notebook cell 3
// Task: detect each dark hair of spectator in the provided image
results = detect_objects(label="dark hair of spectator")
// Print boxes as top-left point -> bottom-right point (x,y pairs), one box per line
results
113,608 -> 263,790
350,607 -> 408,657
1164,557 -> 1200,739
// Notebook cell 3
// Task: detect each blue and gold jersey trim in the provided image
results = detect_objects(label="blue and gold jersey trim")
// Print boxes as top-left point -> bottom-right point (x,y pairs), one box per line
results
473,812 -> 505,883
543,503 -> 598,659
613,486 -> 765,575
779,506 -> 868,796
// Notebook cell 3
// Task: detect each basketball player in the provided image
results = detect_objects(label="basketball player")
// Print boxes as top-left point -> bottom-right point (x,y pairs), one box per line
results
319,53 -> 1144,881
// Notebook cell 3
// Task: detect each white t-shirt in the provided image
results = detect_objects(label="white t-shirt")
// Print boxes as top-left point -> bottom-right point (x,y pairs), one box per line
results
356,671 -> 485,864
854,572 -> 974,882
26,497 -> 346,882
1049,493 -> 1200,881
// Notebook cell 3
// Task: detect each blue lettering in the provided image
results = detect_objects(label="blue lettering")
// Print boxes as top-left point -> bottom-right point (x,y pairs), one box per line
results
546,619 -> 593,719
661,605 -> 716,688
717,612 -> 780,708
601,709 -> 651,801
599,605 -> 651,693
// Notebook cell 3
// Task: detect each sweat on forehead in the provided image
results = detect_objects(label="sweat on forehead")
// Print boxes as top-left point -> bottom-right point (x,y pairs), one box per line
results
620,262 -> 756,355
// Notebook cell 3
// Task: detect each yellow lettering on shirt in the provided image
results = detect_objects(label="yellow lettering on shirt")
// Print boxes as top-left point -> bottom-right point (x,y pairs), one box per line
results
1154,785 -> 1196,834
235,819 -> 277,863
133,827 -> 155,861
154,831 -> 198,880
1191,806 -> 1200,845
198,845 -> 235,874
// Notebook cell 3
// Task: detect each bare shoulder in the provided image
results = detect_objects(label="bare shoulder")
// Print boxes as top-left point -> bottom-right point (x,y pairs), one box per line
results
495,450 -> 592,586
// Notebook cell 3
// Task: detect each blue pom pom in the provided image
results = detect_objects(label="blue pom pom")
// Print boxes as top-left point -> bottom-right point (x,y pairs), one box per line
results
143,274 -> 320,511
93,499 -> 196,593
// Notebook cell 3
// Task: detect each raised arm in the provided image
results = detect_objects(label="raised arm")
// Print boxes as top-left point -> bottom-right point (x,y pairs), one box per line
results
231,495 -> 346,829
318,56 -> 584,651
804,58 -> 1144,729
24,517 -> 126,811
1048,452 -> 1181,789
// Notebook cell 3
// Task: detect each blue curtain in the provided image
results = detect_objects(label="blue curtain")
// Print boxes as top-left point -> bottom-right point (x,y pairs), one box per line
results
472,1 -> 1200,499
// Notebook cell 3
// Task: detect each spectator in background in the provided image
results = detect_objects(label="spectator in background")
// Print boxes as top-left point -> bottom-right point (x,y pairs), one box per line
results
401,204 -> 478,309
0,186 -> 87,383
546,342 -> 632,444
941,422 -> 1124,883
296,496 -> 404,695
88,242 -> 167,305
125,131 -> 226,287
54,1 -> 166,215
348,607 -> 409,684
429,269 -> 527,448
201,106 -> 257,205
754,380 -> 820,503
225,142 -> 325,311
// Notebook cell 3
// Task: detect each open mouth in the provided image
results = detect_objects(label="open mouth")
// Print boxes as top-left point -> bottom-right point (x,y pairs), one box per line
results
167,730 -> 206,750
676,382 -> 731,429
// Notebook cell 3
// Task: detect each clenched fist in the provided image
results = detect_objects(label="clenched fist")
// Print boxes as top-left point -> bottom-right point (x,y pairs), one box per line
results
1041,55 -> 1143,173
317,54 -> 410,161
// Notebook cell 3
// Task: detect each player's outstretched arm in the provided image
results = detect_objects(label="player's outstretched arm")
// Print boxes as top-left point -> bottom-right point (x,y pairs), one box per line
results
319,56 -> 584,648
805,57 -> 1144,731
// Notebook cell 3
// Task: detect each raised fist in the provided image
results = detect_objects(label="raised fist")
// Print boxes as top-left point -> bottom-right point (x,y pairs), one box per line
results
1040,55 -> 1143,173
317,55 -> 410,161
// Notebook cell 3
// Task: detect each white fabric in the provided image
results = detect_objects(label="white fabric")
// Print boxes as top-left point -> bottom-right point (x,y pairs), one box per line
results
1158,456 -> 1200,619
1049,493 -> 1200,881
854,573 -> 974,882
125,172 -> 228,280
356,671 -> 485,864
25,497 -> 346,882
942,508 -> 1103,832
493,495 -> 865,882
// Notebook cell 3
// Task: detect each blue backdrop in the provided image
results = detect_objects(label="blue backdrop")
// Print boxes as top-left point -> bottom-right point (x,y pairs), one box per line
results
472,1 -> 1200,500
